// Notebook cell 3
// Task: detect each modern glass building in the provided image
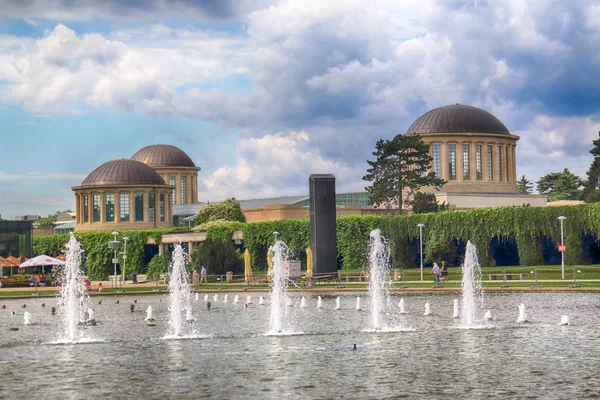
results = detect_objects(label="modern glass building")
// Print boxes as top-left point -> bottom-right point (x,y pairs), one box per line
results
0,220 -> 33,258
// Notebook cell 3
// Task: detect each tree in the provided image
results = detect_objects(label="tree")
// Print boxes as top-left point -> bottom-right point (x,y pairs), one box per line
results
517,175 -> 534,194
363,133 -> 446,210
146,254 -> 169,280
582,131 -> 600,200
584,189 -> 600,203
194,198 -> 246,226
35,209 -> 73,227
536,168 -> 584,201
36,215 -> 57,227
424,233 -> 458,266
197,237 -> 243,275
410,192 -> 448,214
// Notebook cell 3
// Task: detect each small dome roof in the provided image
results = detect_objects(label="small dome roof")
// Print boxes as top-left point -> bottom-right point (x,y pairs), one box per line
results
81,159 -> 167,187
131,144 -> 196,167
406,104 -> 510,135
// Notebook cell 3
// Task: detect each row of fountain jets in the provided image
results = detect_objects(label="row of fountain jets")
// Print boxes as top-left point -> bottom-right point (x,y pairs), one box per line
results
36,230 -> 571,342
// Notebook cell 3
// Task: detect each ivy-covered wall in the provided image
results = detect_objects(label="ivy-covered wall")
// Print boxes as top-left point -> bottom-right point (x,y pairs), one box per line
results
33,228 -> 183,280
33,203 -> 600,278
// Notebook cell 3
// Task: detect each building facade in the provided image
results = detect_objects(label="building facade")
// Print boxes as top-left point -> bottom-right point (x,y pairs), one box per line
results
131,144 -> 200,206
407,104 -> 519,194
72,159 -> 174,232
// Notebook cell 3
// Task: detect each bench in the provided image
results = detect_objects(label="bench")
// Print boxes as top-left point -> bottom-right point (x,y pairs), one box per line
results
488,273 -> 528,281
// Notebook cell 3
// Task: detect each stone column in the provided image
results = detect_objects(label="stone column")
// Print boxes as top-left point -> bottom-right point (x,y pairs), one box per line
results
175,173 -> 181,206
131,192 -> 137,223
99,191 -> 106,223
88,193 -> 94,224
115,192 -> 121,223
512,145 -> 518,182
191,174 -> 197,203
471,143 -> 478,181
456,141 -> 464,182
440,141 -> 449,181
143,190 -> 150,223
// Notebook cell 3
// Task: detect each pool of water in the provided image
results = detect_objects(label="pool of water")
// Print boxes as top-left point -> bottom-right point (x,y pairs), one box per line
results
1,291 -> 599,399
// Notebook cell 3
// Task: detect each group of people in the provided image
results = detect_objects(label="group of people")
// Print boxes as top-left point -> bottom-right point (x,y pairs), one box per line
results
192,266 -> 208,285
431,261 -> 448,283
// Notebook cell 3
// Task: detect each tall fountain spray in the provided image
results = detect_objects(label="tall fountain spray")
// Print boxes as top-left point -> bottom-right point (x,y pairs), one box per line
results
268,232 -> 292,334
367,229 -> 393,330
58,233 -> 90,342
460,241 -> 485,327
166,244 -> 194,337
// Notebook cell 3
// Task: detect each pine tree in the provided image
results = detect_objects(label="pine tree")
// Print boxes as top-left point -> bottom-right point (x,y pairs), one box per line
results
363,133 -> 446,210
582,131 -> 600,200
517,175 -> 534,194
536,168 -> 584,201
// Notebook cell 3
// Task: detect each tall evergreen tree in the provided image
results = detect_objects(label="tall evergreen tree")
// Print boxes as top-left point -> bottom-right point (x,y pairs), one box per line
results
582,131 -> 600,200
363,133 -> 446,210
536,168 -> 584,201
517,175 -> 534,194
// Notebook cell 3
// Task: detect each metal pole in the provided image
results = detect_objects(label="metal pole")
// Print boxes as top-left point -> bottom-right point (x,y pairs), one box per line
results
417,224 -> 425,281
420,228 -> 423,281
122,237 -> 128,289
559,216 -> 566,280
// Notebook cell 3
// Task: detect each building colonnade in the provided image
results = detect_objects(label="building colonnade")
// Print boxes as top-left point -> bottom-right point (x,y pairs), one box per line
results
74,186 -> 173,230
423,133 -> 520,192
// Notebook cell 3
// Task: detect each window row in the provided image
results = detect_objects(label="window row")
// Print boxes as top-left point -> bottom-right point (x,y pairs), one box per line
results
430,143 -> 513,182
81,193 -> 168,223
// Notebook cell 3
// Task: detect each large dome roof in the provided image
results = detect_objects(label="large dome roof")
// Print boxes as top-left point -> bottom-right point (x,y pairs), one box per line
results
131,144 -> 196,167
81,159 -> 167,187
406,104 -> 510,135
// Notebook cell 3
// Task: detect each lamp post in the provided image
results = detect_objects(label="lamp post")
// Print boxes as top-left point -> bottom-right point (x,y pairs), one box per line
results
108,231 -> 122,289
558,216 -> 566,280
417,223 -> 425,281
122,236 -> 129,289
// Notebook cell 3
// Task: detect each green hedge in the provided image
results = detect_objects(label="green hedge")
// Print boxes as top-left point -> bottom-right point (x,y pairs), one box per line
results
33,227 -> 186,280
33,203 -> 600,278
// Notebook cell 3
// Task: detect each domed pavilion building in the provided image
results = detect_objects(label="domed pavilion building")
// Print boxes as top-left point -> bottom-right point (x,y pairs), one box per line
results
131,144 -> 200,206
405,104 -> 546,209
72,159 -> 174,232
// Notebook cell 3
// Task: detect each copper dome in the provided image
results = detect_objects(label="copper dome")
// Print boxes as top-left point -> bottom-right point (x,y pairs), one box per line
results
131,144 -> 196,168
406,104 -> 510,135
81,159 -> 167,187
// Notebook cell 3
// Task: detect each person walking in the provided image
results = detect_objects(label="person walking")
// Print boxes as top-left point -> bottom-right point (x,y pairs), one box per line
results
440,261 -> 448,282
200,265 -> 207,284
193,268 -> 199,285
432,262 -> 440,284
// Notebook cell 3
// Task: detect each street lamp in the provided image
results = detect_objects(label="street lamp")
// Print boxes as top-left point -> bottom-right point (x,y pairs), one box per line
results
558,216 -> 566,280
122,236 -> 129,288
417,223 -> 425,281
108,231 -> 122,289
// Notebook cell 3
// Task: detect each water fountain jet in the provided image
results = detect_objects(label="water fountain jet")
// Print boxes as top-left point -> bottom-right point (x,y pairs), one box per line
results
460,241 -> 487,328
58,233 -> 91,342
165,244 -> 195,337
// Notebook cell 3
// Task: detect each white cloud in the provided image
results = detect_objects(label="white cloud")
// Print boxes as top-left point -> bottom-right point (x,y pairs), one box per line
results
1,24 -> 249,114
198,130 -> 364,201
515,115 -> 600,185
2,0 -> 600,211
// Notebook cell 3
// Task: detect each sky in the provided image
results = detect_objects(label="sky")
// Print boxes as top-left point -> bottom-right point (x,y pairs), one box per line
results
1,0 -> 599,219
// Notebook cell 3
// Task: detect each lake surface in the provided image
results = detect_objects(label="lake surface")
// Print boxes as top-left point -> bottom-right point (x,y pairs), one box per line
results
1,291 -> 599,399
